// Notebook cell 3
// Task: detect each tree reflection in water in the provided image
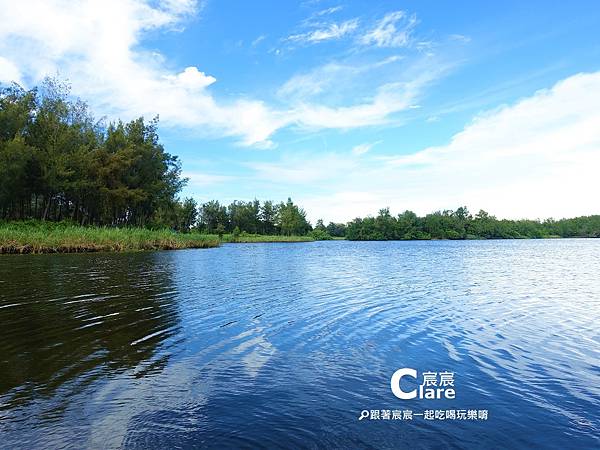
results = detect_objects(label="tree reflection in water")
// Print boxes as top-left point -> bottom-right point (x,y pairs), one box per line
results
0,252 -> 181,414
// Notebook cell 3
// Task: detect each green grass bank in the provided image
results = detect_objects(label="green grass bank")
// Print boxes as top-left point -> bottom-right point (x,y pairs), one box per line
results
0,222 -> 220,254
220,233 -> 315,243
0,222 -> 322,254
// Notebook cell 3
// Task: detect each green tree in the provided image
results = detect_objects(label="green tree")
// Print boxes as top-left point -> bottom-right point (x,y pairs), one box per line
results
261,200 -> 278,234
277,198 -> 311,235
200,200 -> 228,233
326,222 -> 346,237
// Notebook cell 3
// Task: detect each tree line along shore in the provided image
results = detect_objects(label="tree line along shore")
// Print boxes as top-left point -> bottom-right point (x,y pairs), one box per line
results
1,79 -> 599,254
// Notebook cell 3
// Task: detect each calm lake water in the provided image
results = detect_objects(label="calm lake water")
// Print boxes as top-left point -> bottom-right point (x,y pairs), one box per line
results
1,240 -> 599,449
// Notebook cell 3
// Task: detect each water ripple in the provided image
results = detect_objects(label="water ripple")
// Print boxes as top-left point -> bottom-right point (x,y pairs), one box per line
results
0,240 -> 599,448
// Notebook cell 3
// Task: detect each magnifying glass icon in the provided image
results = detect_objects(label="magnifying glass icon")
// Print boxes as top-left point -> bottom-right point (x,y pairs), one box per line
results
358,410 -> 369,421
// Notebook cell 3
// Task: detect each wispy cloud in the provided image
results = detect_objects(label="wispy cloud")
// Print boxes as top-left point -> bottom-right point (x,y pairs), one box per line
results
290,80 -> 420,129
314,6 -> 343,16
288,8 -> 422,48
277,55 -> 411,101
286,19 -> 359,44
449,34 -> 471,43
352,141 -> 381,155
277,54 -> 450,132
251,35 -> 266,47
360,10 -> 418,47
161,0 -> 199,16
277,62 -> 348,99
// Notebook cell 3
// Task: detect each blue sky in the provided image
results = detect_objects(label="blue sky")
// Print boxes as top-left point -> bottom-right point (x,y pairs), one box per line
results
1,1 -> 599,222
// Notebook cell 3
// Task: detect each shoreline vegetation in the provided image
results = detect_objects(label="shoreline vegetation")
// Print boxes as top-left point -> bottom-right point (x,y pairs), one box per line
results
1,79 -> 599,254
0,222 -> 315,254
221,233 -> 314,243
0,222 -> 219,254
1,215 -> 599,254
343,208 -> 600,241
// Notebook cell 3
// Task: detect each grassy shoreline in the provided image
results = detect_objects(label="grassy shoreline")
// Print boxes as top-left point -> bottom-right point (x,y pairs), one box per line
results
220,233 -> 314,243
0,222 -> 220,254
0,222 -> 318,254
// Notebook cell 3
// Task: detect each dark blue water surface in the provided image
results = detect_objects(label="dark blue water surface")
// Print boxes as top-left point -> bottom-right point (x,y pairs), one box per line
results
0,240 -> 599,449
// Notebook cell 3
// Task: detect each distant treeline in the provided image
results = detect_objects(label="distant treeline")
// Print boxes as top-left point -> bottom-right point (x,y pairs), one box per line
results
345,207 -> 600,240
197,198 -> 312,236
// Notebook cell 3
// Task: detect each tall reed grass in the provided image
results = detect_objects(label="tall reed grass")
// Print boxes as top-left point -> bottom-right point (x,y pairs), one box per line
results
0,221 -> 219,254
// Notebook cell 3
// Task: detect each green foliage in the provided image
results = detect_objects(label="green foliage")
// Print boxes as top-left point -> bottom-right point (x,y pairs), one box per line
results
215,223 -> 225,238
229,199 -> 261,233
199,200 -> 228,233
0,220 -> 218,253
261,200 -> 277,235
219,233 -> 314,243
0,79 -> 187,228
277,197 -> 311,236
198,197 -> 312,237
309,229 -> 333,240
346,207 -> 600,241
326,222 -> 347,237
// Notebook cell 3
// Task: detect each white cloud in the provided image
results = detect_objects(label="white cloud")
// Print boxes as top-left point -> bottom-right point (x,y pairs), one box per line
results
315,6 -> 343,16
288,79 -> 424,130
277,55 -> 404,100
0,0 -> 291,146
0,56 -> 22,84
277,62 -> 348,99
276,53 -> 446,133
286,19 -> 359,44
352,141 -> 381,155
251,35 -> 266,47
164,66 -> 216,90
287,72 -> 600,222
360,11 -> 418,48
161,0 -> 199,16
0,1 -> 441,146
449,34 -> 471,43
